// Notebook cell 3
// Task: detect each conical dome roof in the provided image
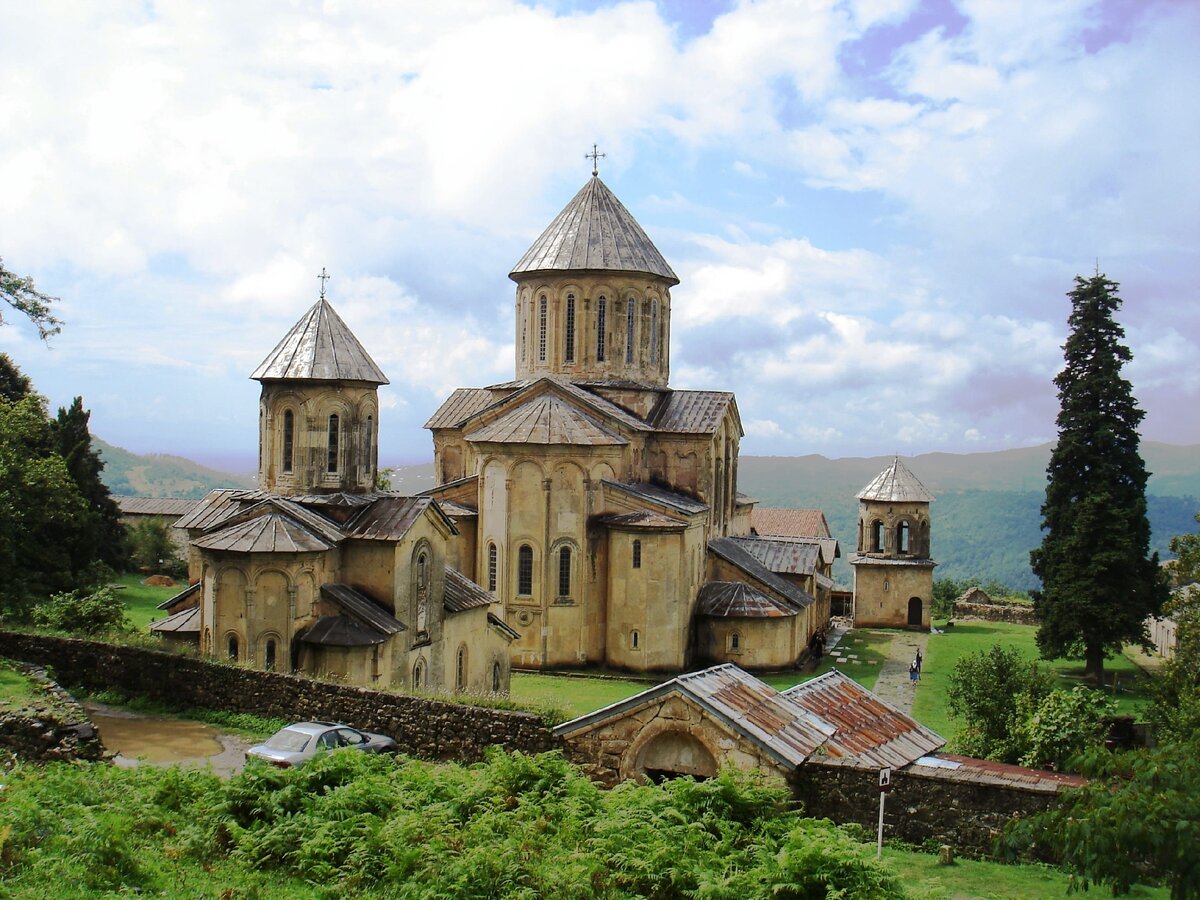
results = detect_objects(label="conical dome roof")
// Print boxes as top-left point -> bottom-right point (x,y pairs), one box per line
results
251,298 -> 389,385
857,457 -> 934,503
509,177 -> 679,285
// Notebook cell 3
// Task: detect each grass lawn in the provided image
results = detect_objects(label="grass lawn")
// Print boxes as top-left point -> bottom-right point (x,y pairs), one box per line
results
115,572 -> 186,630
509,672 -> 654,720
0,661 -> 39,710
912,620 -> 1155,742
885,846 -> 1168,899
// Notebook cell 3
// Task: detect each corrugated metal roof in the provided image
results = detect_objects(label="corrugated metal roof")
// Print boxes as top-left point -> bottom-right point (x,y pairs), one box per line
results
647,391 -> 737,435
708,537 -> 815,610
251,298 -> 388,384
857,457 -> 935,503
300,614 -> 389,647
602,480 -> 708,516
343,496 -> 433,542
510,177 -> 679,285
157,582 -> 200,611
596,510 -> 688,530
751,508 -> 831,539
149,606 -> 199,634
465,393 -> 628,446
924,754 -> 1087,789
320,583 -> 406,635
849,555 -> 937,568
444,566 -> 493,612
174,489 -> 268,531
424,387 -> 508,429
783,670 -> 945,768
117,497 -> 200,517
694,582 -> 799,618
192,511 -> 335,553
729,536 -> 820,577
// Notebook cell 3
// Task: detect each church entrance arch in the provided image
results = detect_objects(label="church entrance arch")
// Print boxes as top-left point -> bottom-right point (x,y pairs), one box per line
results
633,730 -> 718,783
907,597 -> 923,627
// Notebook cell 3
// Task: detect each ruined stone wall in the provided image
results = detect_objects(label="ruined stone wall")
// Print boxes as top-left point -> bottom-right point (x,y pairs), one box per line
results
0,662 -> 105,763
953,601 -> 1038,625
789,760 -> 1063,858
0,632 -> 560,763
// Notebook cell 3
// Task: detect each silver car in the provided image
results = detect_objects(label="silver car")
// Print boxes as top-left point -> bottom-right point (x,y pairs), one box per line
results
246,721 -> 397,768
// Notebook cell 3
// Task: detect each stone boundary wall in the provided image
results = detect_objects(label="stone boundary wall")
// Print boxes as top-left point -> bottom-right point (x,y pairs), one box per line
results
0,632 -> 561,763
953,601 -> 1038,625
0,662 -> 106,763
789,760 -> 1062,857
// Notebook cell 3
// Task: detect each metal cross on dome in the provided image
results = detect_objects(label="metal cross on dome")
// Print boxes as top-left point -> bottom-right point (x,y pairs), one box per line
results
317,267 -> 331,300
586,143 -> 606,177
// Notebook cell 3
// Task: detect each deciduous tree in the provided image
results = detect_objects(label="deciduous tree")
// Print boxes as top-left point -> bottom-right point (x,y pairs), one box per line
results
1030,273 -> 1167,682
0,257 -> 62,340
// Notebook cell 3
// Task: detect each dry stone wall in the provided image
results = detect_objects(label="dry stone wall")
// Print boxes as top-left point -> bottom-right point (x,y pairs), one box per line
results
0,632 -> 560,763
0,662 -> 106,763
953,601 -> 1038,625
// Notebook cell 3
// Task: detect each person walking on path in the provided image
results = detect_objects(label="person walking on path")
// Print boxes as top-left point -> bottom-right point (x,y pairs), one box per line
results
909,660 -> 919,684
915,649 -> 923,673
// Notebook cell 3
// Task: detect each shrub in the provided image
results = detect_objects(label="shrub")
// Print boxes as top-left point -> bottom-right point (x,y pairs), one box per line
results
31,585 -> 133,636
947,644 -> 1053,762
1013,685 -> 1114,770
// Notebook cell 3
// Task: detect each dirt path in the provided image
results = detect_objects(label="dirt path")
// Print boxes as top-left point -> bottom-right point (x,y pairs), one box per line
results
84,702 -> 251,777
869,631 -> 930,714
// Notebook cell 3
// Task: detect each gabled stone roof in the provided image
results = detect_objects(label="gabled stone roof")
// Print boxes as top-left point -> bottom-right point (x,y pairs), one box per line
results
694,582 -> 799,618
510,177 -> 678,285
707,537 -> 816,610
464,393 -> 628,446
251,298 -> 388,385
856,457 -> 935,503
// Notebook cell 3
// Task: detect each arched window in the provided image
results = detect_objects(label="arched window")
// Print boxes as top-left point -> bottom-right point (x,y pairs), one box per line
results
871,520 -> 885,552
898,521 -> 911,553
538,295 -> 548,362
264,638 -> 276,672
632,539 -> 642,569
487,542 -> 498,592
520,298 -> 527,362
564,293 -> 576,363
365,415 -> 373,474
491,661 -> 502,693
650,299 -> 660,364
327,414 -> 340,473
730,632 -> 741,652
596,296 -> 607,361
517,545 -> 533,596
558,546 -> 572,597
631,630 -> 640,650
456,645 -> 467,691
282,410 -> 294,473
412,659 -> 424,689
227,634 -> 239,661
625,299 -> 635,363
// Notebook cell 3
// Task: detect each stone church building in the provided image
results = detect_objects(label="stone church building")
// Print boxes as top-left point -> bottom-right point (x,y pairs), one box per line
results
423,173 -> 832,673
171,295 -> 518,694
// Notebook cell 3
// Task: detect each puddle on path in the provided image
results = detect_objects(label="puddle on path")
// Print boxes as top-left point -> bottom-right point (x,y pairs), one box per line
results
84,702 -> 250,775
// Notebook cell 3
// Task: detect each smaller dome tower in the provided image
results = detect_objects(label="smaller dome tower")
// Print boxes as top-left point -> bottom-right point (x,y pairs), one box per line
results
251,292 -> 388,496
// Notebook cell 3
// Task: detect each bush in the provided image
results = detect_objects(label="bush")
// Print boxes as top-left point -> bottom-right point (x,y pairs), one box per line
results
1013,685 -> 1114,770
31,585 -> 133,636
947,644 -> 1053,762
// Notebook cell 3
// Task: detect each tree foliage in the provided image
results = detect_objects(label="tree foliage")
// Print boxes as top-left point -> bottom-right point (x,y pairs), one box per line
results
946,644 -> 1054,762
1148,514 -> 1200,744
1011,686 -> 1114,771
1030,273 -> 1167,682
1167,511 -> 1200,586
0,257 -> 62,340
31,585 -> 133,636
52,397 -> 127,571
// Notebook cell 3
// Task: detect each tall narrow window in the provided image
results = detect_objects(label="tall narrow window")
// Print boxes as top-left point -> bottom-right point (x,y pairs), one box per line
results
898,521 -> 911,553
731,632 -> 741,652
327,414 -> 340,473
227,635 -> 239,661
365,415 -> 373,475
625,299 -> 635,363
487,542 -> 498,592
872,520 -> 885,552
492,661 -> 501,693
265,639 -> 276,671
632,539 -> 642,569
456,646 -> 467,691
518,545 -> 533,595
564,293 -> 576,363
538,295 -> 547,362
412,659 -> 424,689
650,299 -> 660,364
558,546 -> 572,597
596,297 -> 607,361
631,630 -> 640,649
282,410 -> 294,473
521,306 -> 527,361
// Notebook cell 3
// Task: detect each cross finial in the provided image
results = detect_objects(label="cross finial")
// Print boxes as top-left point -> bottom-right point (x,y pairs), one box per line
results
317,267 -> 331,300
585,143 -> 606,177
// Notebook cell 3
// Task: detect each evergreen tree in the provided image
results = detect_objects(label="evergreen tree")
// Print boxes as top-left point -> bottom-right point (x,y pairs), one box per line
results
1030,273 -> 1167,682
0,353 -> 34,402
51,397 -> 127,571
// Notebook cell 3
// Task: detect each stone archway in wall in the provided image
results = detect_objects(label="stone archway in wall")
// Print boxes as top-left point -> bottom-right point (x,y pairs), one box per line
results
908,597 -> 923,627
631,729 -> 719,783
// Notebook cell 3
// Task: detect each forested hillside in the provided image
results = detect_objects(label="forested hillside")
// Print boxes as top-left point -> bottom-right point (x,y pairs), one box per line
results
96,439 -> 255,498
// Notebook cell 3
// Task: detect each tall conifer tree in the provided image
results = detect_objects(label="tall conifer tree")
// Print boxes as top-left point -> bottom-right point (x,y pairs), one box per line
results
1030,273 -> 1167,682
52,397 -> 126,571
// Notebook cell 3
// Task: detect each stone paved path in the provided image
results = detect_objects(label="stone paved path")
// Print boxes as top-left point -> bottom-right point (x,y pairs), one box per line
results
868,630 -> 930,714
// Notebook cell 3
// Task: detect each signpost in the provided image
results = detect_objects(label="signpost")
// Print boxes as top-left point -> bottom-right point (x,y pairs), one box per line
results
877,767 -> 892,858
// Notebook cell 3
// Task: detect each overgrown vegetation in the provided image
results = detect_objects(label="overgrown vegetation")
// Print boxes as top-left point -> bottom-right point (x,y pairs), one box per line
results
30,585 -> 134,637
126,519 -> 187,578
0,750 -> 908,898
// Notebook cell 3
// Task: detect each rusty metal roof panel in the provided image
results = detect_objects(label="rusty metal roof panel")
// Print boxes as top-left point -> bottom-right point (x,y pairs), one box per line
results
465,393 -> 628,446
857,457 -> 934,503
729,537 -> 820,577
695,581 -> 799,618
193,511 -> 335,554
444,566 -> 493,612
782,670 -> 945,768
117,497 -> 200,517
603,480 -> 709,516
424,388 -> 507,429
921,754 -> 1087,790
320,583 -> 405,635
708,538 -> 815,610
251,298 -> 388,384
646,391 -> 736,434
751,508 -> 831,539
174,489 -> 268,531
149,606 -> 200,635
343,496 -> 430,542
510,177 -> 679,285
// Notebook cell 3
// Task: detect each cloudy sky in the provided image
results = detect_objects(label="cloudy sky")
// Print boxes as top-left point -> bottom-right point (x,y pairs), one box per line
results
2,0 -> 1196,472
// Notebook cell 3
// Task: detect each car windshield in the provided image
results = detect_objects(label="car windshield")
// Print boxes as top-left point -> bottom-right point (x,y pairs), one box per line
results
263,728 -> 311,752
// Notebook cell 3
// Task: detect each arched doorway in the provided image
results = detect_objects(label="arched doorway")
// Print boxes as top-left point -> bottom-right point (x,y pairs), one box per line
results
633,730 -> 718,783
907,597 -> 923,627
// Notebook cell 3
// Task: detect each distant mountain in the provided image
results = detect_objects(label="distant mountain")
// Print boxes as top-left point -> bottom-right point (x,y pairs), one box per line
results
96,439 -> 256,499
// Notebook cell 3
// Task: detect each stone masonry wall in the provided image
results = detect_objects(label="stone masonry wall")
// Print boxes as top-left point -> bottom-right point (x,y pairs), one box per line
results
0,662 -> 106,763
789,760 -> 1062,857
0,632 -> 560,763
953,601 -> 1038,625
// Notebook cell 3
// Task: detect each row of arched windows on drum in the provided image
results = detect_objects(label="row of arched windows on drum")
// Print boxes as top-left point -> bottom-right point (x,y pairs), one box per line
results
276,410 -> 372,476
483,538 -> 644,598
523,293 -> 663,367
411,650 -> 503,694
861,519 -> 929,557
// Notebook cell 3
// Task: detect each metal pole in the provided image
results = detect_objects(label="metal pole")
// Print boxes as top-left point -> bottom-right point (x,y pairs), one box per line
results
877,790 -> 886,858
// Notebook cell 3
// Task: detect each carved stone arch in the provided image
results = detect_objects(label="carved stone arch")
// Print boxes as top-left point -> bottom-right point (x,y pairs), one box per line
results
622,714 -> 720,783
552,458 -> 588,487
223,630 -> 243,662
549,535 -> 581,600
591,461 -> 616,484
510,457 -> 547,482
258,630 -> 284,671
411,538 -> 436,636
